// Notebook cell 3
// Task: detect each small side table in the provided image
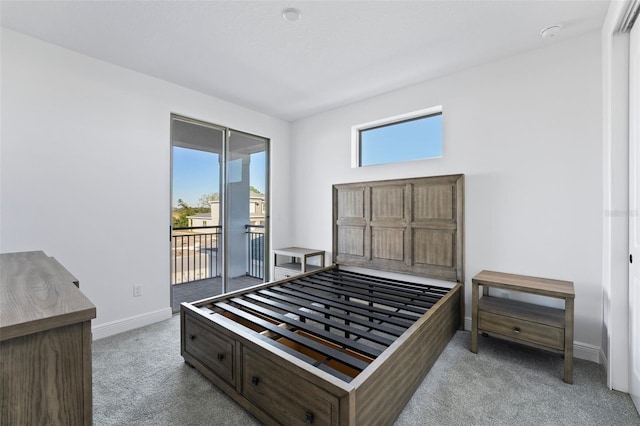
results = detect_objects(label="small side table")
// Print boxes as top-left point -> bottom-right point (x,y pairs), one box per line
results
470,270 -> 575,384
273,247 -> 325,281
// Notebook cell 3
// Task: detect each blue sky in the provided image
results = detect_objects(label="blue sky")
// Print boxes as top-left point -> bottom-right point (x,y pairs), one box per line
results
172,147 -> 266,207
360,114 -> 442,166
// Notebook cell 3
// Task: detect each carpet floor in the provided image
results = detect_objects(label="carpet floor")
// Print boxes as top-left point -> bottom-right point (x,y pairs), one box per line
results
93,315 -> 639,425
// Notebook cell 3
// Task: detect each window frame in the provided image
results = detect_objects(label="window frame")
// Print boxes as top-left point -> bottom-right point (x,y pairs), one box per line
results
351,105 -> 443,168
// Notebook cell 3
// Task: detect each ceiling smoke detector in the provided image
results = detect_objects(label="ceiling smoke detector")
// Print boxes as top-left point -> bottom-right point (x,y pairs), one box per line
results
540,25 -> 562,39
282,8 -> 302,22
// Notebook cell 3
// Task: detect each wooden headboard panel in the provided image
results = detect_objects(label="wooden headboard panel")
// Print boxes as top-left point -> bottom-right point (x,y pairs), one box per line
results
333,174 -> 464,282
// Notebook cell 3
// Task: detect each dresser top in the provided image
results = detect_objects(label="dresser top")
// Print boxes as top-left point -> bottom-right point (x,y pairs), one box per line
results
1,251 -> 96,341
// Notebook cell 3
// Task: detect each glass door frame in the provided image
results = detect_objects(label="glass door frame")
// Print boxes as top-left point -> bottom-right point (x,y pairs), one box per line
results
170,113 -> 270,299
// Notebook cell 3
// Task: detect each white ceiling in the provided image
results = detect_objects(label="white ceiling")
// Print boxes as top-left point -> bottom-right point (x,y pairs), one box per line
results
0,1 -> 609,122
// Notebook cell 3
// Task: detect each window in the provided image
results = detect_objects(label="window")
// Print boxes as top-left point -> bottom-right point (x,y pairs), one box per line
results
352,106 -> 442,167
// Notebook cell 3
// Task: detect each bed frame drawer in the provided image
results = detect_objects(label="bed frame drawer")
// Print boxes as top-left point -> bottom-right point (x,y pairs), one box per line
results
184,317 -> 235,386
242,348 -> 339,426
478,311 -> 564,350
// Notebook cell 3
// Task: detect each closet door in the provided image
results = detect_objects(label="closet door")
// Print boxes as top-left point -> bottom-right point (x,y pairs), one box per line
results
629,17 -> 639,414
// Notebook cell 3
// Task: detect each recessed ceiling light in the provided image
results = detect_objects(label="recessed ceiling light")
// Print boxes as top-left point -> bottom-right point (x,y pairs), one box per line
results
540,25 -> 562,39
282,7 -> 302,22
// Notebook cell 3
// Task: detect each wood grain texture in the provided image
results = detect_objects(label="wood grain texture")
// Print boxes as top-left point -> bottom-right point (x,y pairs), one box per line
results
413,229 -> 454,267
478,296 -> 565,327
478,311 -> 564,350
181,303 -> 352,425
371,228 -> 404,261
337,227 -> 365,257
352,284 -> 461,425
564,298 -> 574,383
1,252 -> 95,425
1,251 -> 96,341
413,184 -> 453,220
1,324 -> 86,425
184,173 -> 467,424
184,316 -> 235,385
472,270 -> 574,299
337,190 -> 365,218
333,174 -> 464,282
371,186 -> 405,219
243,348 -> 339,425
181,268 -> 462,425
471,271 -> 574,383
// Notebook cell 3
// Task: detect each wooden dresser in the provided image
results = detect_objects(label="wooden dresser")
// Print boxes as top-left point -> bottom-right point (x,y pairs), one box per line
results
470,270 -> 575,383
1,251 -> 96,425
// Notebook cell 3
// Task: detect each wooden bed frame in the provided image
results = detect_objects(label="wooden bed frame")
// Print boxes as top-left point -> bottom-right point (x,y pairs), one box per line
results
181,174 -> 464,425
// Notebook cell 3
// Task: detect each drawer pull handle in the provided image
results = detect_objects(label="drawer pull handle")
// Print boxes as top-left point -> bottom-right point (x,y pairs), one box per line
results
305,412 -> 314,424
190,334 -> 196,341
513,327 -> 521,334
251,376 -> 259,386
217,353 -> 224,361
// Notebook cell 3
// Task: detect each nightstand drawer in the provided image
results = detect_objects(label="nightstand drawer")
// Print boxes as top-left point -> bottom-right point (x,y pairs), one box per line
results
478,311 -> 564,350
274,266 -> 297,280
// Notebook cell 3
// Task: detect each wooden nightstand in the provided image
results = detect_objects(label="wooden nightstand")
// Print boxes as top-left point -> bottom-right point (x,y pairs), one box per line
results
470,270 -> 575,384
273,247 -> 325,281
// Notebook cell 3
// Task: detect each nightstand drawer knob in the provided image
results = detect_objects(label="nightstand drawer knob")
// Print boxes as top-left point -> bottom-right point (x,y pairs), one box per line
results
251,376 -> 259,386
217,353 -> 224,361
513,327 -> 521,334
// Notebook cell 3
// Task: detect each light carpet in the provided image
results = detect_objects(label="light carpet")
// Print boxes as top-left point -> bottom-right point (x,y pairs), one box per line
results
93,315 -> 639,425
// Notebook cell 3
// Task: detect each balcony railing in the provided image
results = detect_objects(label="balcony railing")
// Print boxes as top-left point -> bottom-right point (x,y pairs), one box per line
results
171,225 -> 264,285
246,224 -> 265,280
172,226 -> 220,285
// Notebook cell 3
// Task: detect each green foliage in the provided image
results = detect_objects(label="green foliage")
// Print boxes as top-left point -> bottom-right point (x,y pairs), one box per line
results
173,198 -> 196,228
250,186 -> 262,194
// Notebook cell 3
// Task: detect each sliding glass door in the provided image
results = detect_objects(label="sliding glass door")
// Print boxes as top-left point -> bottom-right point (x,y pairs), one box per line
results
223,129 -> 269,293
170,115 -> 269,310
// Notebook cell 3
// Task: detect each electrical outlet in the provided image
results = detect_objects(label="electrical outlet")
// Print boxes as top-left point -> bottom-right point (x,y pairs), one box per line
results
497,290 -> 509,299
133,284 -> 143,297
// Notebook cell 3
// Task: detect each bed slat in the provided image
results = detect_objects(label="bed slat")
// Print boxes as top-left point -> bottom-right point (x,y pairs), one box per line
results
242,293 -> 395,346
214,301 -> 371,371
306,272 -> 440,307
291,278 -> 428,316
255,289 -> 405,337
270,285 -> 416,327
227,297 -> 385,358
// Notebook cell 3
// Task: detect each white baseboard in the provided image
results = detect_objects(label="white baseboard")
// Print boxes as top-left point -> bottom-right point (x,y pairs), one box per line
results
463,316 -> 601,363
92,307 -> 173,340
574,341 -> 601,363
464,316 -> 472,331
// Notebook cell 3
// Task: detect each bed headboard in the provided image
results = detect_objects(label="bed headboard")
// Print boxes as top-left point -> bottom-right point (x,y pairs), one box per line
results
333,174 -> 464,283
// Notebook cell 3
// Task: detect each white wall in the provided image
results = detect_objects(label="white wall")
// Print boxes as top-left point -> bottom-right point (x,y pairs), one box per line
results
0,29 -> 291,338
0,28 -> 607,358
290,32 -> 603,357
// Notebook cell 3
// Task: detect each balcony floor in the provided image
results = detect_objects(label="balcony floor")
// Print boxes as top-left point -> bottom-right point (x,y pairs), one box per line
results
171,275 -> 263,312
